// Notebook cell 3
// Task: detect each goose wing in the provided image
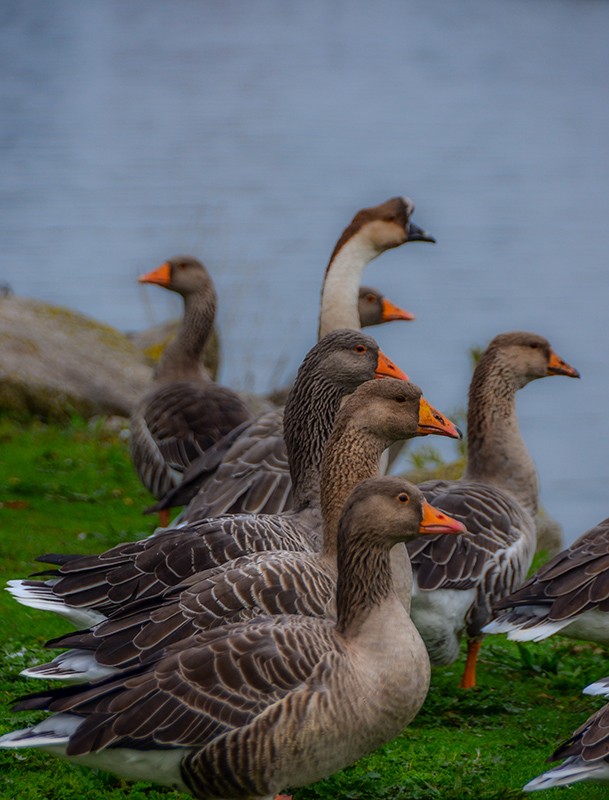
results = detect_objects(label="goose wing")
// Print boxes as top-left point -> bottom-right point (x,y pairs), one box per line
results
131,381 -> 250,499
14,617 -> 340,757
490,518 -> 609,625
43,552 -> 335,672
408,479 -> 535,632
182,408 -> 293,520
25,513 -> 316,618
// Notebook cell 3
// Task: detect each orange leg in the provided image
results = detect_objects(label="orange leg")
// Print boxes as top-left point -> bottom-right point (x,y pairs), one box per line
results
158,508 -> 170,527
459,639 -> 482,689
275,796 -> 293,800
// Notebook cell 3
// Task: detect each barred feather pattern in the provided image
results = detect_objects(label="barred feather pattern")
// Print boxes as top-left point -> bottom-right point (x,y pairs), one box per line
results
27,511 -> 319,617
552,699 -> 609,764
408,479 -> 536,640
132,381 -> 250,500
44,551 -> 336,671
11,618 -> 411,797
159,410 -> 293,518
487,518 -> 609,643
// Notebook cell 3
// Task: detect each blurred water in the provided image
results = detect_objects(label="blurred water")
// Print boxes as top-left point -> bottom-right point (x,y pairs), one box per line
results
1,0 -> 609,542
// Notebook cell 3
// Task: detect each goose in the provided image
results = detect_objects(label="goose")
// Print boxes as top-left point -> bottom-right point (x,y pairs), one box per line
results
523,697 -> 609,790
23,380 -> 462,682
131,255 -> 251,525
405,332 -> 580,688
484,516 -> 609,646
0,476 -> 463,799
172,195 -> 433,522
8,330 -> 408,627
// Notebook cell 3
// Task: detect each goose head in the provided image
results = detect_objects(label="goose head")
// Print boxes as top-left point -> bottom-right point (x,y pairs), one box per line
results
329,196 -> 435,263
338,379 -> 461,444
306,330 -> 408,395
484,332 -> 580,390
340,476 -> 466,550
358,286 -> 415,326
138,255 -> 215,300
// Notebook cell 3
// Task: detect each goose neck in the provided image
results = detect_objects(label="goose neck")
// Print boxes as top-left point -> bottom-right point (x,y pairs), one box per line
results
318,235 -> 380,338
320,425 -> 386,556
335,531 -> 396,636
154,291 -> 214,383
283,375 -> 346,511
464,353 -> 539,515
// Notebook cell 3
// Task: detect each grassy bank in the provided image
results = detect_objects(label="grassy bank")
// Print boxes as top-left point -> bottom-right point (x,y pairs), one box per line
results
0,418 -> 606,799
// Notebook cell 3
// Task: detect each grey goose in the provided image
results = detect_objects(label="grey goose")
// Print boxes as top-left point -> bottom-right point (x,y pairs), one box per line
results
406,331 -> 580,688
0,477 -> 463,799
130,255 -> 251,525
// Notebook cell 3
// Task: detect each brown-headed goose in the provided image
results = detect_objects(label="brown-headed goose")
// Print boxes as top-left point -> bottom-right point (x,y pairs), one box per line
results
9,330 -> 408,627
484,516 -> 609,646
0,477 -> 462,799
171,196 -> 433,522
406,332 -> 580,688
130,255 -> 251,524
23,380 -> 461,682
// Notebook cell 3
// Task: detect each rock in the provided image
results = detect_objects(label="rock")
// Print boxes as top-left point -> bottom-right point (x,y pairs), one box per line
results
0,296 -> 152,421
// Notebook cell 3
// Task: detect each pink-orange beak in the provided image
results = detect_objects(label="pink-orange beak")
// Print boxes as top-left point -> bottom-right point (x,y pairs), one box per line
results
375,350 -> 409,381
419,501 -> 467,535
547,350 -> 580,379
381,297 -> 415,322
138,262 -> 172,287
417,398 -> 461,440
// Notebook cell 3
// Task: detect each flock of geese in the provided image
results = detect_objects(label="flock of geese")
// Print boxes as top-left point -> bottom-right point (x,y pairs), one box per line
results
1,194 -> 607,796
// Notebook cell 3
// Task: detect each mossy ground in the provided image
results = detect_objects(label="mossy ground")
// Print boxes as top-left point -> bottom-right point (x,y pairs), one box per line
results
0,418 -> 606,799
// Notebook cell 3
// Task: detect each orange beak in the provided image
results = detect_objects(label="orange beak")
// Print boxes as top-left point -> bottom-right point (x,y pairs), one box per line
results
547,350 -> 580,379
375,350 -> 409,381
417,398 -> 462,439
138,262 -> 172,287
381,297 -> 415,322
419,500 -> 467,535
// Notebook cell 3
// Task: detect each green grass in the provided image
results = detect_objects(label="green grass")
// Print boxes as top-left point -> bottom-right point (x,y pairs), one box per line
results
0,418 -> 607,799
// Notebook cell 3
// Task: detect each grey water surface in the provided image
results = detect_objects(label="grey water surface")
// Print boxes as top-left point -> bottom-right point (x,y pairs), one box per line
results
1,0 -> 609,542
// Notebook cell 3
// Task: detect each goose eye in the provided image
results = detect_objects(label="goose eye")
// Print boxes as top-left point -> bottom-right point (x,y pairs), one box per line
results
398,493 -> 410,504
395,395 -> 407,403
355,344 -> 367,354
529,342 -> 539,349
177,262 -> 186,270
366,294 -> 375,303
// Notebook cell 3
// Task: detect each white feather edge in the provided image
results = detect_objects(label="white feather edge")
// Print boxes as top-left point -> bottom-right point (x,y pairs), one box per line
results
6,580 -> 106,627
523,757 -> 609,790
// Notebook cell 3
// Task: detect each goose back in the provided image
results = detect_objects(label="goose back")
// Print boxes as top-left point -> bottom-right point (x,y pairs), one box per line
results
484,517 -> 609,645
